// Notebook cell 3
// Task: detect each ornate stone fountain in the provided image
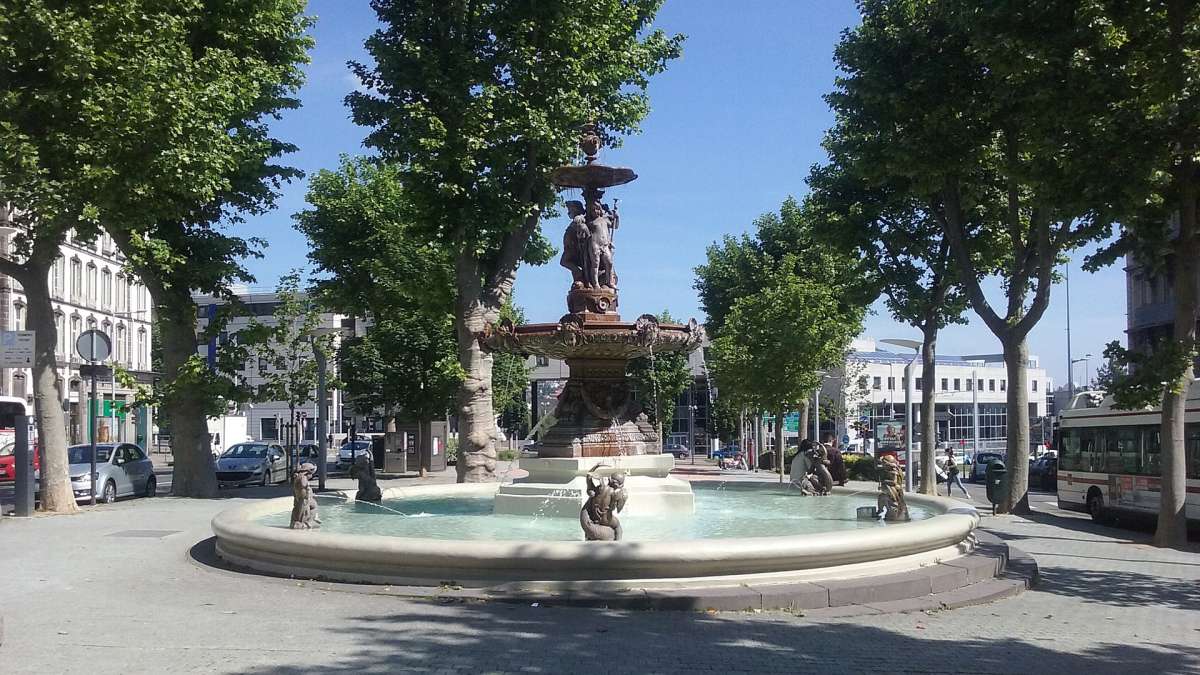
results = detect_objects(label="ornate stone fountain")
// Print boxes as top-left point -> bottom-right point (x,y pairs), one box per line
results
480,125 -> 704,517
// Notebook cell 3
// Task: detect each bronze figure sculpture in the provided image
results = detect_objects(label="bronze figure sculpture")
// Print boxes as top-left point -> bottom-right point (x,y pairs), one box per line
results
580,465 -> 628,540
350,454 -> 382,503
289,462 -> 320,530
875,454 -> 910,522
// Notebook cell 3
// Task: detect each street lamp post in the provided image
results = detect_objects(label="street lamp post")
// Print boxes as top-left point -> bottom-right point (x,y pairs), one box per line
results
882,339 -> 922,492
1071,354 -> 1092,394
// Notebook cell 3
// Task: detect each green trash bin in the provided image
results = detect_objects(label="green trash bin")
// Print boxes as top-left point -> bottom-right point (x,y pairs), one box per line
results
985,460 -> 1007,514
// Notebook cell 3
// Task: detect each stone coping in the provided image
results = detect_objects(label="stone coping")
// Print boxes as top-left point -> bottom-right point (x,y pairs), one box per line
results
211,482 -> 979,588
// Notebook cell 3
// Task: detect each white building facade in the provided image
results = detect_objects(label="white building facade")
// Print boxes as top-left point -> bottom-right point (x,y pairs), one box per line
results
0,221 -> 155,445
826,338 -> 1052,453
194,290 -> 351,446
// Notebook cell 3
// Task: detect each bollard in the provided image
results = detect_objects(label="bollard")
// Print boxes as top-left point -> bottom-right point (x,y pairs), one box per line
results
13,414 -> 33,517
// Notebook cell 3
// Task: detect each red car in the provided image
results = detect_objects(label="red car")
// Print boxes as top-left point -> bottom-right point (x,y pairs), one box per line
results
0,440 -> 38,482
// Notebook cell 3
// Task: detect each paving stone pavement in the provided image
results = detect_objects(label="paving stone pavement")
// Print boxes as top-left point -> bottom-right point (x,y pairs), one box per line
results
0,466 -> 1197,674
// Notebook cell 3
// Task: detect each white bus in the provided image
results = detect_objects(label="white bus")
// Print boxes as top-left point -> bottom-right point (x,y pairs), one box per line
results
1058,384 -> 1200,523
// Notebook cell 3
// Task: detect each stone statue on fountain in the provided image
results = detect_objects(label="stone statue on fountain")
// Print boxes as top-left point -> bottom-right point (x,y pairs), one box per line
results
289,463 -> 320,530
351,454 -> 382,503
580,465 -> 628,541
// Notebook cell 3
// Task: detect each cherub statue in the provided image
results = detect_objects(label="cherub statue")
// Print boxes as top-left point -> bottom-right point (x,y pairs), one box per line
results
811,442 -> 834,495
350,454 -> 381,503
875,454 -> 910,522
584,199 -> 618,290
289,462 -> 320,529
560,200 -> 589,287
579,465 -> 628,541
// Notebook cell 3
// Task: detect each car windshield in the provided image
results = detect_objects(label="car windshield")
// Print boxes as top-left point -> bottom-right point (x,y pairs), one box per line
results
0,442 -> 12,457
977,454 -> 1002,464
222,444 -> 270,458
68,445 -> 114,464
342,441 -> 371,452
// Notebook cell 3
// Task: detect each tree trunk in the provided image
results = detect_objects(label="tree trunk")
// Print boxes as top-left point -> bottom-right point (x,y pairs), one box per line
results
23,269 -> 76,513
418,419 -> 432,478
1157,174 -> 1197,547
797,400 -> 810,442
919,325 -> 939,495
1000,337 -> 1031,514
159,310 -> 218,498
774,407 -> 785,479
454,254 -> 499,482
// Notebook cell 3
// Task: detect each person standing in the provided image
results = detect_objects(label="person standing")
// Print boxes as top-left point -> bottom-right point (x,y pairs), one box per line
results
944,447 -> 969,498
823,433 -> 848,486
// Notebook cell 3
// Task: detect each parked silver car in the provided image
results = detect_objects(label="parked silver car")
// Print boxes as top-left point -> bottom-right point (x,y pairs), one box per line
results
215,442 -> 287,487
68,443 -> 156,503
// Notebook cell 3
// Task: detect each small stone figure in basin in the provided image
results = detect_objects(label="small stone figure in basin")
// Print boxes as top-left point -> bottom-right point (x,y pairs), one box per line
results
811,442 -> 834,495
350,454 -> 382,503
290,462 -> 320,530
580,465 -> 628,541
875,454 -> 910,522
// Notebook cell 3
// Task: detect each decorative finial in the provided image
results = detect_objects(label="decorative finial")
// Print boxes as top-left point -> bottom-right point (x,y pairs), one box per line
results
580,123 -> 601,164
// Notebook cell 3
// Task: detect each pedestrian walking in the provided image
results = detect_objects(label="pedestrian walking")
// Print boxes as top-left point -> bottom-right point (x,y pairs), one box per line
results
944,447 -> 969,498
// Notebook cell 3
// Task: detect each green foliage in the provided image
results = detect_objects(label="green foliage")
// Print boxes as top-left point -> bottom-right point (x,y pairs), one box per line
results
348,0 -> 683,267
628,310 -> 693,431
339,314 -> 462,424
709,256 -> 865,414
1099,340 -> 1195,411
492,301 -> 532,428
698,200 -> 870,416
497,448 -> 519,462
843,454 -> 879,482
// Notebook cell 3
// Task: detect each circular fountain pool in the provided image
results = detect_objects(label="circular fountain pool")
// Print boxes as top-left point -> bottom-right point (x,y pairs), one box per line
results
256,484 -> 934,541
211,481 -> 978,589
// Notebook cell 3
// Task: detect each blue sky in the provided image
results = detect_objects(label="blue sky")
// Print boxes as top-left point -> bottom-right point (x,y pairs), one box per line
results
239,0 -> 1127,390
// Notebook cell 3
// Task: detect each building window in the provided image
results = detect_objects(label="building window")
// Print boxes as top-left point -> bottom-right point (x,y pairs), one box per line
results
116,275 -> 127,312
978,379 -> 984,390
51,257 -> 65,298
86,263 -> 97,306
872,376 -> 881,390
55,313 -> 65,355
86,316 -> 96,332
1032,380 -> 1038,392
1000,380 -> 1007,391
137,329 -> 146,370
70,259 -> 83,301
988,379 -> 995,392
101,269 -> 112,308
125,326 -> 132,367
915,377 -> 922,389
953,378 -> 961,391
941,378 -> 948,391
12,373 -> 26,398
966,379 -> 973,391
887,376 -> 895,390
116,324 -> 125,364
13,302 -> 23,331
261,418 -> 278,440
535,355 -> 549,367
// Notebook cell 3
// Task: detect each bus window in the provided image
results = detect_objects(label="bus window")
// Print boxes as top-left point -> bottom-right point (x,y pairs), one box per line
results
1060,429 -> 1080,470
1116,427 -> 1139,474
1188,424 -> 1200,480
1142,426 -> 1161,475
1080,428 -> 1101,473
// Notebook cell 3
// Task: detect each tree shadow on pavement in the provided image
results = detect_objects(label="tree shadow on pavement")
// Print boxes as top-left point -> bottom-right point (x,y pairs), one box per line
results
1033,566 -> 1200,611
231,605 -> 1200,675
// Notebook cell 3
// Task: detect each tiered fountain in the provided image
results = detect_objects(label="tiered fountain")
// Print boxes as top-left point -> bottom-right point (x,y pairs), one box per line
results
482,124 -> 703,518
208,125 -> 990,610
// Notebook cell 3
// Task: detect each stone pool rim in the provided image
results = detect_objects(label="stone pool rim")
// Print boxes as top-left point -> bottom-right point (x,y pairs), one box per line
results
211,481 -> 979,587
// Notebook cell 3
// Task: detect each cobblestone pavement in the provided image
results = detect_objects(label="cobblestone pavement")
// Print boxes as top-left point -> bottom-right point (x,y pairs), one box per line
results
1,464 -> 1197,674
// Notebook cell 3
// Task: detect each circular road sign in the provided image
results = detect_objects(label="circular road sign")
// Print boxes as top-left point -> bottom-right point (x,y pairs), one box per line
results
76,329 -> 112,362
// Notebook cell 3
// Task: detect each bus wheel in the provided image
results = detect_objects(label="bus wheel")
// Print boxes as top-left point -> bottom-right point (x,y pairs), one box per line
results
1086,489 -> 1104,522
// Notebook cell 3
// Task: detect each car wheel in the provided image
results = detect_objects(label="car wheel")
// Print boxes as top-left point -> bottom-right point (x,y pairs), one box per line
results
1086,489 -> 1104,522
102,480 -> 117,504
144,475 -> 156,498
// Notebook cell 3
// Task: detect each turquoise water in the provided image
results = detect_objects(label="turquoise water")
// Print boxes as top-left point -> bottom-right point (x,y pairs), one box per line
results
258,484 -> 931,542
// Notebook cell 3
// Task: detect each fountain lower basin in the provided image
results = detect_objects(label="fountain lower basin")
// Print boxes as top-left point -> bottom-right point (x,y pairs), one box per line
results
211,482 -> 979,589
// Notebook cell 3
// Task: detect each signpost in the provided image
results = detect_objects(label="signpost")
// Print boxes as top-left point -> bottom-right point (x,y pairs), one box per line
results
77,330 -> 112,506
